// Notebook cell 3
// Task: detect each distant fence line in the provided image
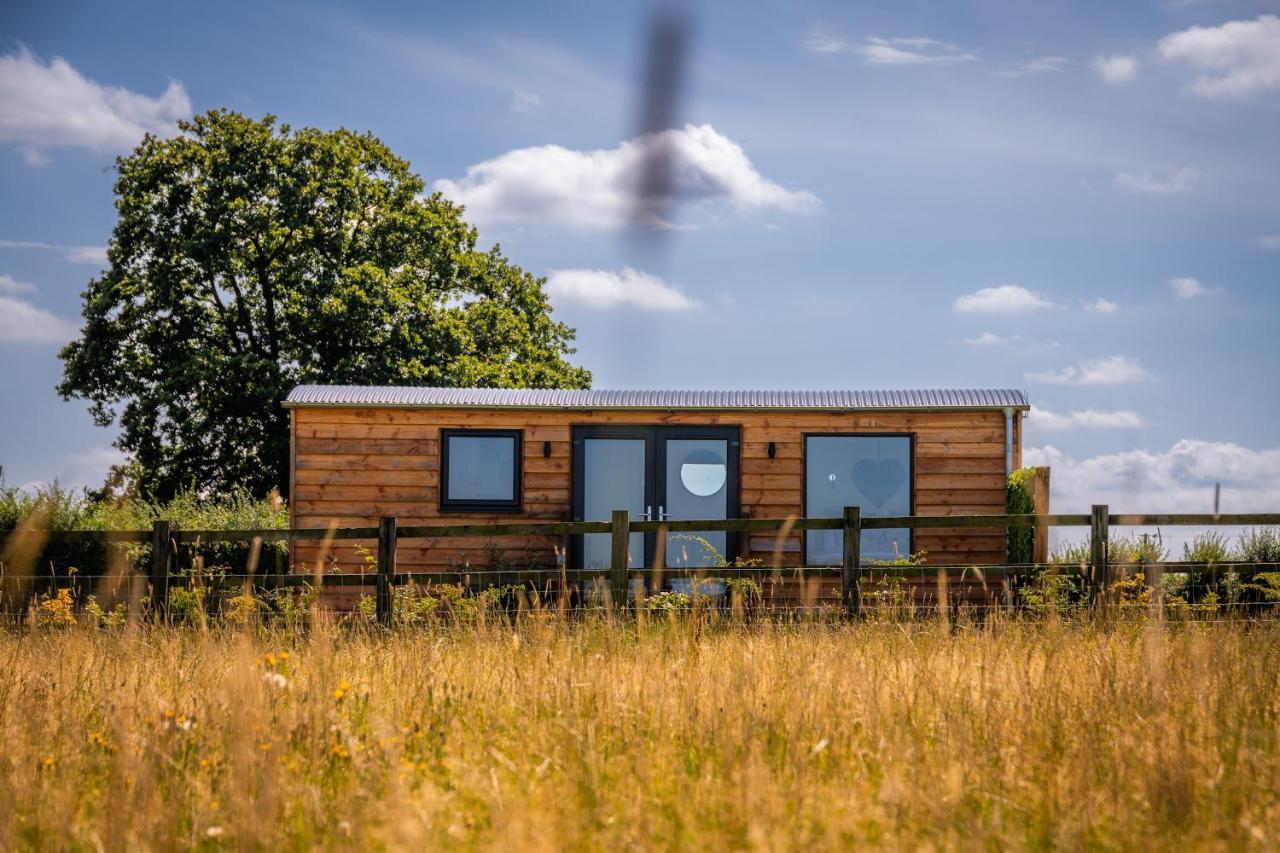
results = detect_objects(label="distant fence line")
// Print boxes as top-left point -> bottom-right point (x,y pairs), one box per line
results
4,507 -> 1280,626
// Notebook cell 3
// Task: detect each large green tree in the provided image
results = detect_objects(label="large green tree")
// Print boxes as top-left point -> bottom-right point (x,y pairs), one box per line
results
59,110 -> 590,500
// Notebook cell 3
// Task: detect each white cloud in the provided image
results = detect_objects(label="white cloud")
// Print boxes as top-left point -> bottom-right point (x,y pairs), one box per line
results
63,245 -> 108,264
544,267 -> 698,311
1114,167 -> 1199,195
435,123 -> 820,231
0,46 -> 189,163
511,89 -> 541,113
0,273 -> 36,295
1026,355 -> 1151,386
804,31 -> 849,55
0,294 -> 79,344
954,331 -> 1061,349
1026,440 -> 1280,514
60,446 -> 128,488
1093,54 -> 1138,83
860,36 -> 977,66
0,239 -> 106,264
962,331 -> 1007,346
1085,297 -> 1119,314
1159,15 -> 1280,99
1258,234 -> 1280,250
20,146 -> 49,167
1168,276 -> 1216,299
1026,408 -> 1145,431
19,446 -> 129,492
953,284 -> 1061,315
998,56 -> 1068,78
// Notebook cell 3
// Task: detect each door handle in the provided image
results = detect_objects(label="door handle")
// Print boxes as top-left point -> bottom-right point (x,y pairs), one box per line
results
642,506 -> 653,521
657,505 -> 670,521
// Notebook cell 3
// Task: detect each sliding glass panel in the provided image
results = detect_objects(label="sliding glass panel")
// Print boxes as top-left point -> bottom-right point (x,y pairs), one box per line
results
805,436 -> 911,565
582,438 -> 647,569
664,438 -> 729,570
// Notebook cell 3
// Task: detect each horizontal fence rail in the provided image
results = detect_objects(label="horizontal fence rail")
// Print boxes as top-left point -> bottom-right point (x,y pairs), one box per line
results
5,507 -> 1280,627
9,512 -> 1280,544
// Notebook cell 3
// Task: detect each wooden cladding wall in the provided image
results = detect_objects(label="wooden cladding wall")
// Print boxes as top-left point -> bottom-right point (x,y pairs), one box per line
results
290,407 -> 1017,573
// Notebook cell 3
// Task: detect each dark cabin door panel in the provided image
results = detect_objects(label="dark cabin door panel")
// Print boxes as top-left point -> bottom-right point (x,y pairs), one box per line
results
571,425 -> 740,571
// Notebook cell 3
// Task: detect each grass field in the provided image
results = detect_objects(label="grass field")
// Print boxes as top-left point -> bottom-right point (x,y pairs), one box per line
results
1,616 -> 1278,850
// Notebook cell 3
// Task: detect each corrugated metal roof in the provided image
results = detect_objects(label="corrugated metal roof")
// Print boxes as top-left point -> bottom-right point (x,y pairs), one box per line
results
284,385 -> 1029,411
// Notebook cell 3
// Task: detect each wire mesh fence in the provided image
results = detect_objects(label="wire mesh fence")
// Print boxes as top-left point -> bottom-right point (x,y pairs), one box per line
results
3,508 -> 1280,627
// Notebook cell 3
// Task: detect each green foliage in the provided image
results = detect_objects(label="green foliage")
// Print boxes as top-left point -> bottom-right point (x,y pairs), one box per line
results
1049,540 -> 1091,567
166,587 -> 205,626
1183,531 -> 1234,563
1018,571 -> 1079,616
861,575 -> 915,621
58,109 -> 591,500
0,480 -> 287,582
645,591 -> 691,612
722,577 -> 762,606
434,583 -> 520,623
82,596 -> 128,629
257,585 -> 318,628
865,551 -> 928,567
1110,533 -> 1169,568
393,586 -> 441,628
1245,573 -> 1280,602
1050,533 -> 1169,568
1006,467 -> 1037,564
1239,527 -> 1280,563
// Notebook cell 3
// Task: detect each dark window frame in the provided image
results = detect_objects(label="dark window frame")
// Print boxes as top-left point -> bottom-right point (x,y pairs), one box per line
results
439,428 -> 523,513
801,432 -> 916,565
569,424 -> 742,570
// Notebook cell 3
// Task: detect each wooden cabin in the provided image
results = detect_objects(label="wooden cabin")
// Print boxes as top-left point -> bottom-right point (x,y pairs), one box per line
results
285,386 -> 1030,604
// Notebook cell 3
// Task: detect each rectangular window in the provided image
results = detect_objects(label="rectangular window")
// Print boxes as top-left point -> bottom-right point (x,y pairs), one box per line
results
440,429 -> 522,512
805,434 -> 912,565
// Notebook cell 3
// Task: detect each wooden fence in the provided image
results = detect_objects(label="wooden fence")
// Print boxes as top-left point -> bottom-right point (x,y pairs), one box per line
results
6,506 -> 1280,626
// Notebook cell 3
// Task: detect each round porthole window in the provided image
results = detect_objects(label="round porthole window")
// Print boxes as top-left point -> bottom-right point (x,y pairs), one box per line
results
679,449 -> 726,498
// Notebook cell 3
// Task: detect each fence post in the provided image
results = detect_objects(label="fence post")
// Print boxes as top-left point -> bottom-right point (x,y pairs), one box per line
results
1032,466 -> 1051,565
377,516 -> 396,628
150,519 -> 173,624
842,506 -> 861,617
1090,504 -> 1109,610
610,509 -> 630,610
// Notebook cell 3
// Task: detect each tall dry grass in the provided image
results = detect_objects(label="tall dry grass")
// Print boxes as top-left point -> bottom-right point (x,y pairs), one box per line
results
1,617 -> 1277,849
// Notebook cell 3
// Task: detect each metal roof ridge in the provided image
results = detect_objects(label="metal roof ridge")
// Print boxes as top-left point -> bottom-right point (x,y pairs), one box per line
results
283,385 -> 1030,410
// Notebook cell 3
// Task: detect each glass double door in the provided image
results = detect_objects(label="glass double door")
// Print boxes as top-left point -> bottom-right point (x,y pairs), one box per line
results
572,426 -> 740,571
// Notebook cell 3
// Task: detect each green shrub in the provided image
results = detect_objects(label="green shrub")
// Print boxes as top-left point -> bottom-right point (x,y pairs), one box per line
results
645,591 -> 691,613
722,577 -> 762,607
394,585 -> 441,628
1245,573 -> 1280,603
1184,531 -> 1234,563
1018,571 -> 1079,616
0,481 -> 288,586
1049,541 -> 1091,567
1006,468 -> 1036,565
1239,528 -> 1280,563
1110,533 -> 1168,569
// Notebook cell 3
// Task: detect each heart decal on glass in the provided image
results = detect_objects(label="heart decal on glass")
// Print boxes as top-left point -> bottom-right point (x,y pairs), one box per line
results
852,458 -> 905,508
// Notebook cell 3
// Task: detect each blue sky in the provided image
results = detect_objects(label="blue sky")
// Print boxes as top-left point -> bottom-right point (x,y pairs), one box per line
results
1,0 -> 1278,525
